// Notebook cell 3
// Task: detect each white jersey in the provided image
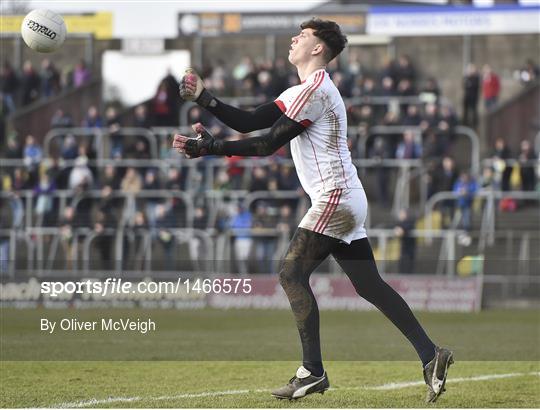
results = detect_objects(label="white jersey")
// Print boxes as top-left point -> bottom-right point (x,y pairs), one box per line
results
275,68 -> 363,202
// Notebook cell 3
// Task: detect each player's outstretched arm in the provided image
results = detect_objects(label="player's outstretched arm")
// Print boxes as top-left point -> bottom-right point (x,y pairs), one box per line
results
179,68 -> 282,133
217,115 -> 305,156
173,117 -> 304,158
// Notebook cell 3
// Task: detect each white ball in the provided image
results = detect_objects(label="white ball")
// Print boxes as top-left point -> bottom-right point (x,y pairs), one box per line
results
21,9 -> 66,53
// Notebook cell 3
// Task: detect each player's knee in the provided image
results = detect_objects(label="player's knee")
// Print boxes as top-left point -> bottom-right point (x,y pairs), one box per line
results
278,265 -> 293,289
352,279 -> 387,303
278,260 -> 300,290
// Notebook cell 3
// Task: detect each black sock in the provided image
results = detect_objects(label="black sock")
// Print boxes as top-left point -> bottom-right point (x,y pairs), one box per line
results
303,361 -> 324,377
406,326 -> 436,366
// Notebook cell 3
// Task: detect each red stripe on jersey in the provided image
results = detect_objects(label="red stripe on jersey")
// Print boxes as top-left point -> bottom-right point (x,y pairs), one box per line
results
286,74 -> 319,119
299,119 -> 312,127
290,71 -> 325,120
286,72 -> 322,119
313,189 -> 338,233
287,71 -> 322,119
275,100 -> 286,113
318,189 -> 342,234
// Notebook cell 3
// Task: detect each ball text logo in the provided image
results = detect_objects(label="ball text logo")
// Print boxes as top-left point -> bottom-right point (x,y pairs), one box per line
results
26,19 -> 57,39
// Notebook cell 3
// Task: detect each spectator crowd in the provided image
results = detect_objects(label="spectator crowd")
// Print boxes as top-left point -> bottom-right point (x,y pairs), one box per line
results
1,54 -> 538,273
1,59 -> 92,115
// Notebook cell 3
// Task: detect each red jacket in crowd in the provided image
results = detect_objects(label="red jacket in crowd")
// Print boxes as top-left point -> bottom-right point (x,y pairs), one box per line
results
482,72 -> 500,100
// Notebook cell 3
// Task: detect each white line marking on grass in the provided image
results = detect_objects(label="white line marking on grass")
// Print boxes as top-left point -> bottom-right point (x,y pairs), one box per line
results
55,371 -> 540,408
362,371 -> 540,391
58,396 -> 142,408
56,389 -> 268,408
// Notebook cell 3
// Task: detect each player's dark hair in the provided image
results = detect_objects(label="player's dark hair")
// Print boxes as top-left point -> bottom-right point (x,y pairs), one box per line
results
300,18 -> 348,62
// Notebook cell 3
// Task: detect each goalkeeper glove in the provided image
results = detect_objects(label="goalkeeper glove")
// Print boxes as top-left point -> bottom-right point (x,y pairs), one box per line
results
172,123 -> 223,158
179,68 -> 216,108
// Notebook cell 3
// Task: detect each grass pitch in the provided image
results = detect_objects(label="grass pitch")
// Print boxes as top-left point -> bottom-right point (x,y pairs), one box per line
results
1,308 -> 539,407
1,361 -> 539,408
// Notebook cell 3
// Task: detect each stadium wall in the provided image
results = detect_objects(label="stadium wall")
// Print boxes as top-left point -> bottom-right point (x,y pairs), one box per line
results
172,33 -> 538,124
393,34 -> 538,114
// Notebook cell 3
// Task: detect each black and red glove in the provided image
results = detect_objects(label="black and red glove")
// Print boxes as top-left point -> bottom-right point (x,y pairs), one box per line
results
172,123 -> 223,158
178,68 -> 216,108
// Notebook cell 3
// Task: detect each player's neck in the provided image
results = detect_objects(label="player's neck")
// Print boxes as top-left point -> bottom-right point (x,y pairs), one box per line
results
296,61 -> 326,83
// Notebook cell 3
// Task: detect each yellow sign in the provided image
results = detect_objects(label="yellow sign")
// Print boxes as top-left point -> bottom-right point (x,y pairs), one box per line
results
0,12 -> 113,40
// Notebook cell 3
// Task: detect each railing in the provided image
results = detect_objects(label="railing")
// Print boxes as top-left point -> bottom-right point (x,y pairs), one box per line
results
7,189 -> 194,230
424,189 -> 540,247
42,127 -> 159,159
0,191 -> 24,228
455,126 -> 481,176
1,156 -> 433,222
104,127 -> 159,159
80,227 -> 215,274
6,122 -> 482,182
481,158 -> 539,168
43,127 -> 105,159
3,223 -> 536,279
368,228 -> 464,277
364,125 -> 480,176
0,226 -> 213,277
477,190 -> 540,250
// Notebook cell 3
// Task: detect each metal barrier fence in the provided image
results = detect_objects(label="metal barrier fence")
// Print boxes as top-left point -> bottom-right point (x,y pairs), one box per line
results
2,225 -> 522,278
2,184 -> 537,280
30,123 -> 481,166
43,127 -> 159,159
481,158 -> 540,168
364,125 -> 480,176
7,122 -> 483,218
1,156 -> 430,218
424,189 -> 540,248
0,189 -> 194,231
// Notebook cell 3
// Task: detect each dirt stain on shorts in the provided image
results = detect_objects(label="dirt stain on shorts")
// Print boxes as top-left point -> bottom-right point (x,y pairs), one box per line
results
326,205 -> 357,238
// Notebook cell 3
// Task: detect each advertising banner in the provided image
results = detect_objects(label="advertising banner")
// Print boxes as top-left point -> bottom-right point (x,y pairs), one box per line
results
367,5 -> 540,36
178,13 -> 366,36
210,274 -> 482,312
0,12 -> 113,39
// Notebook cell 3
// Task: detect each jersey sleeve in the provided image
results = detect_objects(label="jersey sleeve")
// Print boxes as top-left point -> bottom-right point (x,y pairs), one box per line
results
275,82 -> 325,128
